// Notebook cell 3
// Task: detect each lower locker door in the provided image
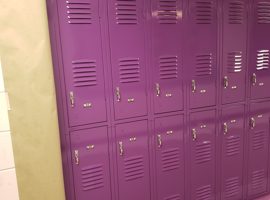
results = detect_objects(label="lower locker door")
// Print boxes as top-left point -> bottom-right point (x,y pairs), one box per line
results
155,115 -> 185,200
115,120 -> 151,200
190,110 -> 216,200
248,101 -> 270,197
70,127 -> 111,200
221,105 -> 245,200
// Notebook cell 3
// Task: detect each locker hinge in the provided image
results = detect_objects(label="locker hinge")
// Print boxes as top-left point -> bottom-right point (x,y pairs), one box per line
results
70,92 -> 75,108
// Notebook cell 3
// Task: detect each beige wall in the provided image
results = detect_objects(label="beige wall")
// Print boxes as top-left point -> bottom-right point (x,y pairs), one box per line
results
0,1 -> 66,200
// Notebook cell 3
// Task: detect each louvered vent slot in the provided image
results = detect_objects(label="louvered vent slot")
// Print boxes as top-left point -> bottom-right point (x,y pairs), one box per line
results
257,50 -> 269,70
253,131 -> 266,150
226,177 -> 240,198
81,164 -> 104,191
196,185 -> 211,200
196,1 -> 213,24
227,51 -> 242,73
162,148 -> 180,172
196,54 -> 212,76
164,194 -> 180,200
124,155 -> 144,181
258,2 -> 270,24
252,170 -> 265,189
119,58 -> 140,83
226,135 -> 240,156
158,1 -> 177,24
116,0 -> 138,25
228,1 -> 244,24
66,1 -> 92,24
72,59 -> 97,87
196,141 -> 211,164
159,56 -> 178,79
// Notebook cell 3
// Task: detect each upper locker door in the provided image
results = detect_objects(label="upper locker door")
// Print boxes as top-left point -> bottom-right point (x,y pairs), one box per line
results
221,0 -> 248,104
188,0 -> 218,109
108,0 -> 148,120
249,0 -> 270,100
57,0 -> 107,127
221,105 -> 245,200
155,115 -> 185,200
247,101 -> 270,197
190,110 -> 216,200
115,120 -> 151,200
151,0 -> 184,114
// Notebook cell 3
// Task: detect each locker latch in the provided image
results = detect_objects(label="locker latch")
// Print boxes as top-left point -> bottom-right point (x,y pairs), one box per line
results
116,87 -> 121,102
192,129 -> 197,141
251,118 -> 255,129
223,123 -> 228,135
192,80 -> 196,92
156,83 -> 160,97
167,131 -> 173,135
119,142 -> 123,156
157,135 -> 162,147
224,76 -> 228,89
253,73 -> 257,85
70,92 -> 75,108
74,150 -> 79,165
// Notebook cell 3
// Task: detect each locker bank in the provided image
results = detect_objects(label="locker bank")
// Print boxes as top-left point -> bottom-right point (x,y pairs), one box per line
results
44,0 -> 270,199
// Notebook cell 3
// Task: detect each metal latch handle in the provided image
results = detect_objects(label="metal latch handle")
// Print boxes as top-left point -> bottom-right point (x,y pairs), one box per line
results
70,92 -> 75,108
192,80 -> 196,92
119,142 -> 123,156
156,83 -> 160,97
116,87 -> 121,102
157,135 -> 162,147
253,73 -> 257,85
192,129 -> 197,141
224,76 -> 228,88
223,123 -> 228,135
74,150 -> 79,165
251,118 -> 255,129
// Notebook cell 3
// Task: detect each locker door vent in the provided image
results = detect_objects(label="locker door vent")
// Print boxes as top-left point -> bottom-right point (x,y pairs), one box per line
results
196,54 -> 212,76
253,131 -> 266,150
72,59 -> 97,87
258,2 -> 270,24
196,141 -> 211,163
159,56 -> 178,79
227,51 -> 242,73
124,155 -> 144,181
225,177 -> 240,198
228,1 -> 244,24
119,58 -> 140,83
66,1 -> 92,24
158,0 -> 178,24
226,135 -> 240,156
196,185 -> 211,200
252,170 -> 265,189
164,194 -> 180,200
115,0 -> 138,25
81,164 -> 104,191
256,50 -> 269,70
162,148 -> 180,172
196,1 -> 213,24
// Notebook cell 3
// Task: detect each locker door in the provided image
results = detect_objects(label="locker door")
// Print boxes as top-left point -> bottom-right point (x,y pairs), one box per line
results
155,115 -> 184,200
247,101 -> 270,197
57,0 -> 107,127
115,120 -> 151,200
190,110 -> 216,200
108,0 -> 148,120
221,0 -> 248,104
70,127 -> 111,200
221,105 -> 245,200
188,0 -> 218,109
249,0 -> 270,100
151,0 -> 184,114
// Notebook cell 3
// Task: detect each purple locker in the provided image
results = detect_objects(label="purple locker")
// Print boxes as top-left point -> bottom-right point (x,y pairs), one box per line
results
115,120 -> 151,200
107,0 -> 148,120
249,0 -> 270,100
155,115 -> 185,200
70,127 -> 111,200
221,105 -> 245,200
57,0 -> 107,127
190,110 -> 216,200
221,0 -> 247,104
151,0 -> 184,114
188,0 -> 218,109
247,101 -> 270,197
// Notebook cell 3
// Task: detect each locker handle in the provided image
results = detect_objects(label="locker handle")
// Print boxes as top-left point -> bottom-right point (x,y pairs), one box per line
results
157,135 -> 162,147
70,92 -> 74,108
192,129 -> 197,141
116,87 -> 121,102
74,150 -> 79,165
156,83 -> 160,97
223,123 -> 228,135
119,142 -> 123,156
192,80 -> 196,92
224,76 -> 228,88
253,73 -> 257,85
251,118 -> 255,129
